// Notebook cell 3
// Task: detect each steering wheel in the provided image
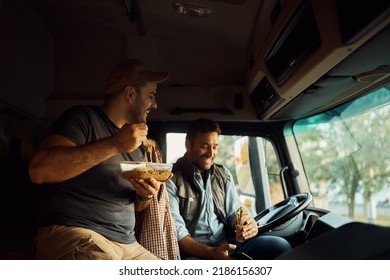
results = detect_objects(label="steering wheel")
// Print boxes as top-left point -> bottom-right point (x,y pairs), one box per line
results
254,193 -> 312,235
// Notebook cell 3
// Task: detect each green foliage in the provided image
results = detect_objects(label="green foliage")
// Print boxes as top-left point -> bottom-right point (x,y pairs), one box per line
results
215,135 -> 240,183
294,88 -> 390,219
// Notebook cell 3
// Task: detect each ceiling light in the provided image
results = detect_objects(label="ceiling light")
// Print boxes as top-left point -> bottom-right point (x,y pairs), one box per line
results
174,2 -> 212,17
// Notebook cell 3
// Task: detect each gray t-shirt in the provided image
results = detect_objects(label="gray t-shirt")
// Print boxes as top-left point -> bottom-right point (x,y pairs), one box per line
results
38,105 -> 145,243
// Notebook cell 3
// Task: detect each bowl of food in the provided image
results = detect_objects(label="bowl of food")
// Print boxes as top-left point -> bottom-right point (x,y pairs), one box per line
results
120,161 -> 173,181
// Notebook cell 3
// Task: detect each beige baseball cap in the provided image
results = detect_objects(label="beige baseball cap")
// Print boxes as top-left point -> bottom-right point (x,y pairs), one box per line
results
105,59 -> 169,94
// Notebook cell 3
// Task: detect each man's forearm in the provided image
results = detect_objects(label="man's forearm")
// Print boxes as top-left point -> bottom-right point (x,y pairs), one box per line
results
29,137 -> 118,184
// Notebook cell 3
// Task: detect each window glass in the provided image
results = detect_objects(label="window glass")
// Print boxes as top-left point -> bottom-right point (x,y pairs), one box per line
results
166,133 -> 186,164
263,139 -> 284,204
293,85 -> 390,226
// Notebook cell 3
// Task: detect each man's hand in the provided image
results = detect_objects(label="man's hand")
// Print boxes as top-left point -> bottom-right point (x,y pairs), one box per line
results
239,217 -> 259,241
179,236 -> 237,260
209,244 -> 237,260
129,177 -> 161,198
128,173 -> 173,197
113,123 -> 149,153
129,175 -> 173,212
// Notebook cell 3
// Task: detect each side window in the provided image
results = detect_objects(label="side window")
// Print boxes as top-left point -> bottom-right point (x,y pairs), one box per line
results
231,136 -> 284,216
263,138 -> 285,205
166,133 -> 285,216
166,133 -> 187,164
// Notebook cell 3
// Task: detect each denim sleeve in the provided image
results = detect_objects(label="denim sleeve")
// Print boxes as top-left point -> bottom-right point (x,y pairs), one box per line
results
166,180 -> 190,241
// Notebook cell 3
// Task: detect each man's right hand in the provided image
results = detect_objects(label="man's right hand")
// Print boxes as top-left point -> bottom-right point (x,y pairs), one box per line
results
113,123 -> 148,153
179,236 -> 237,260
209,243 -> 237,260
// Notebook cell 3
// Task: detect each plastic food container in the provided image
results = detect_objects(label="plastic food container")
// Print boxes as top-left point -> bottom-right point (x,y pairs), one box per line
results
120,161 -> 173,181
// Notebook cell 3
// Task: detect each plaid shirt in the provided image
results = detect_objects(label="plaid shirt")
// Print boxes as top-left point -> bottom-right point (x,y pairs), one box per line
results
135,139 -> 181,260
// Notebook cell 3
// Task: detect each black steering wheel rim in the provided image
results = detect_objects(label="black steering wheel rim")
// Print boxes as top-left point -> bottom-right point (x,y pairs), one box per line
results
254,192 -> 312,234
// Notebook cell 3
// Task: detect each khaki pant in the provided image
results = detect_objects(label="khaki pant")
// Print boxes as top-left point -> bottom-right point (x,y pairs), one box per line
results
34,225 -> 160,260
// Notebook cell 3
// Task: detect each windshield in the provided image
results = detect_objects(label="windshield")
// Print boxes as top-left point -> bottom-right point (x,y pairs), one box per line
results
293,85 -> 390,226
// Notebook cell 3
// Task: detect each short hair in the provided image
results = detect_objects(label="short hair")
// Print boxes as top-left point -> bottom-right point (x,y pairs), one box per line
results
186,118 -> 222,141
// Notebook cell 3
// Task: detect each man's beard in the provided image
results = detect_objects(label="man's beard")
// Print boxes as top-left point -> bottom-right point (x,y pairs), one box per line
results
127,109 -> 146,123
195,155 -> 213,171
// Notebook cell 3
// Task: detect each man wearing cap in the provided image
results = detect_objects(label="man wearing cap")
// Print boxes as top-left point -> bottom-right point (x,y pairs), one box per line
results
29,59 -> 180,260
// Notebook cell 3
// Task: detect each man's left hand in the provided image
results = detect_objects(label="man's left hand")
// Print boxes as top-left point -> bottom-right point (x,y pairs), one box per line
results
240,218 -> 259,240
129,177 -> 161,198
